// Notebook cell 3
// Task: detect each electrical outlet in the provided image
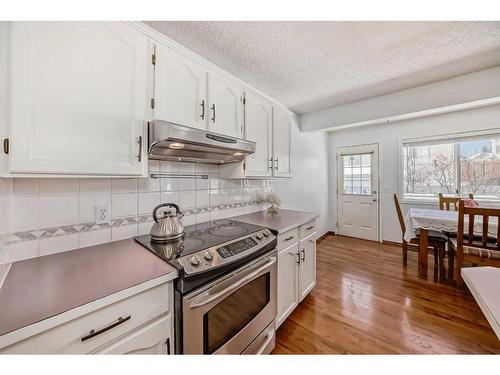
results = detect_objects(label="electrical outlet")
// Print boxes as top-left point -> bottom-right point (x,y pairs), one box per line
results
95,205 -> 110,224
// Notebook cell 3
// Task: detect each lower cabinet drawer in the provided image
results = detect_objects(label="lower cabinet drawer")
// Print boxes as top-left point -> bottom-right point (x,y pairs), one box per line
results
277,228 -> 299,252
1,282 -> 171,354
299,220 -> 316,240
95,313 -> 172,354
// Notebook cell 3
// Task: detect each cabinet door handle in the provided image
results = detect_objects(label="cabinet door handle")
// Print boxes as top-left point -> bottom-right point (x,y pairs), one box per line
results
296,251 -> 301,264
200,100 -> 205,120
81,315 -> 131,342
301,249 -> 305,262
137,136 -> 143,162
269,157 -> 273,171
284,235 -> 294,242
211,104 -> 216,123
274,157 -> 279,171
166,338 -> 171,354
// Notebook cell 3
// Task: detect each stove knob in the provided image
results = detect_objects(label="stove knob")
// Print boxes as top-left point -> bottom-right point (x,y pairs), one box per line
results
204,250 -> 214,261
256,234 -> 263,240
190,255 -> 201,266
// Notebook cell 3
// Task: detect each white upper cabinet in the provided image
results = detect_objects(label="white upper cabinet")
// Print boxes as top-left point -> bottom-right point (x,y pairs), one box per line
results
244,92 -> 273,177
9,22 -> 149,176
208,73 -> 244,139
272,108 -> 293,177
154,44 -> 207,130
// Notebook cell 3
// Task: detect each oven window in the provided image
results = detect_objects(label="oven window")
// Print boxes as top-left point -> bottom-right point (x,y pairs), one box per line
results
203,273 -> 270,354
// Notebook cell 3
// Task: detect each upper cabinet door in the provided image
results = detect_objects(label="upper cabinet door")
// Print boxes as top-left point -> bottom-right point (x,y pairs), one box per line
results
244,92 -> 273,177
9,22 -> 148,176
273,108 -> 293,177
208,73 -> 244,139
154,44 -> 207,130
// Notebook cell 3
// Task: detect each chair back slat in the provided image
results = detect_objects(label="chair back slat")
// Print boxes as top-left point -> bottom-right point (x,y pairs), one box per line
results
393,193 -> 406,234
482,216 -> 489,247
468,214 -> 475,245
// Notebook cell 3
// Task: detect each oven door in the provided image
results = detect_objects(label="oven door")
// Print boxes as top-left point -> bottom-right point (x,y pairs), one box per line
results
182,253 -> 277,354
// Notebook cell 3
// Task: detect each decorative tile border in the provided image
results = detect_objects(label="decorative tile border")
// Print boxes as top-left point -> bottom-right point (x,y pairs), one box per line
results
6,199 -> 266,244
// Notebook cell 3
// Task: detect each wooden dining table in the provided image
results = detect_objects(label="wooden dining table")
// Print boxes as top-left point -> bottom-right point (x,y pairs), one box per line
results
404,208 -> 499,276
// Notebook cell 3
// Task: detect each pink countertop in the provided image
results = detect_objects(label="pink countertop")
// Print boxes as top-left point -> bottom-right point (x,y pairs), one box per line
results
232,209 -> 318,233
0,239 -> 176,336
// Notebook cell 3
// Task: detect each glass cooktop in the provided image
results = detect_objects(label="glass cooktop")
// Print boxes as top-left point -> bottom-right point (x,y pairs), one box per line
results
135,219 -> 267,263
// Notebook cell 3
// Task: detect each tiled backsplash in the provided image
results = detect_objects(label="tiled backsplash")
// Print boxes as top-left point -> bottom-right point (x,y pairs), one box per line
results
0,161 -> 271,265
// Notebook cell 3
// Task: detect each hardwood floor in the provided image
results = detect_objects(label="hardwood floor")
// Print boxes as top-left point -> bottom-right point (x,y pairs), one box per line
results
273,235 -> 500,354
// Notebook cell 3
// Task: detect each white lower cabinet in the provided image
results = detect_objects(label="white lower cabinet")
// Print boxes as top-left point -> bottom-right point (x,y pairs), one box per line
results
0,281 -> 174,354
276,242 -> 299,327
299,233 -> 317,302
276,220 -> 317,329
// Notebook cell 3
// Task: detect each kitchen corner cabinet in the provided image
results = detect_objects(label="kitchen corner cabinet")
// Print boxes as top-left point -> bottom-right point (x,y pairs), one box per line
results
276,220 -> 317,328
207,73 -> 244,139
243,91 -> 273,177
153,43 -> 207,130
272,107 -> 293,177
220,100 -> 293,179
7,22 -> 149,176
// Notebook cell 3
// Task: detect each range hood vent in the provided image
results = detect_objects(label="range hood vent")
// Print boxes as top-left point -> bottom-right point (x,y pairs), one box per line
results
147,120 -> 255,165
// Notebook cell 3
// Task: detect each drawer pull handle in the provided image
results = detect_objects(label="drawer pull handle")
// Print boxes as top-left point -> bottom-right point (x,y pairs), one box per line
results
306,225 -> 314,230
81,315 -> 131,342
284,235 -> 295,242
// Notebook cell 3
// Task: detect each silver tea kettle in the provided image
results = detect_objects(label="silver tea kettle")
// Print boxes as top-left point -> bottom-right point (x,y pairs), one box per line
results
150,203 -> 185,243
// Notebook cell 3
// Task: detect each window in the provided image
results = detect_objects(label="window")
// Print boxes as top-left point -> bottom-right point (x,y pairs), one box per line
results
342,153 -> 372,195
402,132 -> 500,201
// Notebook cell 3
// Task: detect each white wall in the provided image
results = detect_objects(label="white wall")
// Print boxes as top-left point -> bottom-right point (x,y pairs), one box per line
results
273,122 -> 330,237
301,66 -> 500,132
0,162 -> 272,264
329,103 -> 500,243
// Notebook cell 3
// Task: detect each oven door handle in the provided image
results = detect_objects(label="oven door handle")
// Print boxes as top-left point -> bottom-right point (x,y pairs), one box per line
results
189,257 -> 276,309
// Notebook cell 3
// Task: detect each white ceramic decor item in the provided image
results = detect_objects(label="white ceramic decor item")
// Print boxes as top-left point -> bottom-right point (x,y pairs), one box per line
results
264,192 -> 281,215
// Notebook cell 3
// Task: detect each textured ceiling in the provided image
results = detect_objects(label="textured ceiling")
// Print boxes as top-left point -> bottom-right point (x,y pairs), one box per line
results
146,21 -> 500,114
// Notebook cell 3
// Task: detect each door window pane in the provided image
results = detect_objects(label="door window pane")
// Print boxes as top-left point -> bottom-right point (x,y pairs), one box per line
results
342,153 -> 371,195
459,137 -> 500,199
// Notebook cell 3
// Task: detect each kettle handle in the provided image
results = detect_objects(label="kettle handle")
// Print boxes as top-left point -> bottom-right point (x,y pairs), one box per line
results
152,203 -> 182,223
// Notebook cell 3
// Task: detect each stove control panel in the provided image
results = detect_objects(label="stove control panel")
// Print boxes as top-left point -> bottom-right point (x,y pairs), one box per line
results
178,229 -> 276,274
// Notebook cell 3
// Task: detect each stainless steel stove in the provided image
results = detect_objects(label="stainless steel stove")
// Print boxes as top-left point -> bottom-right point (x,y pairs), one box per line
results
134,218 -> 278,354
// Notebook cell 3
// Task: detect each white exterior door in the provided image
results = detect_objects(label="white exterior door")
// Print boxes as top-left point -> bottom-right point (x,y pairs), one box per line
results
244,92 -> 273,177
276,243 -> 299,328
207,73 -> 244,138
154,43 -> 207,130
298,234 -> 316,302
272,108 -> 292,177
337,144 -> 379,241
9,22 -> 148,176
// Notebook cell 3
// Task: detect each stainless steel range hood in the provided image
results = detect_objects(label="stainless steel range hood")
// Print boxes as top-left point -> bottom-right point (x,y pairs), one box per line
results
147,120 -> 256,164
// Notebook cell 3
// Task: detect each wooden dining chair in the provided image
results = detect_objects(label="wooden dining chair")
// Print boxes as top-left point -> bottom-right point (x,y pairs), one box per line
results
393,193 -> 447,276
449,200 -> 500,288
438,193 -> 474,211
